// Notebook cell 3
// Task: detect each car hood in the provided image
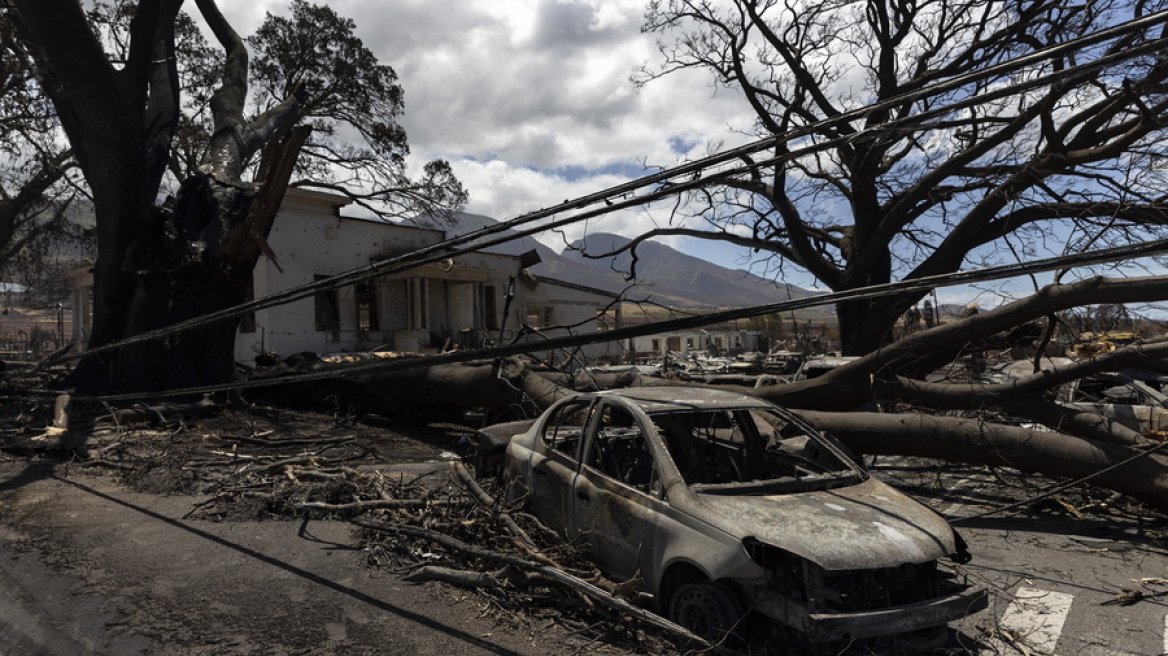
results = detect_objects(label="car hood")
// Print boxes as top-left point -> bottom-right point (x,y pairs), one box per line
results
692,478 -> 957,571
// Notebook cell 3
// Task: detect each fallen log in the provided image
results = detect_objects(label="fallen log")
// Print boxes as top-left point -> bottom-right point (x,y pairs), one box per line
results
796,410 -> 1168,511
449,462 -> 540,554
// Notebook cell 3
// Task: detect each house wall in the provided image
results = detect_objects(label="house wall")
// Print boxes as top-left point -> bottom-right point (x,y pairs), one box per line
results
378,255 -> 510,352
65,188 -> 621,368
519,277 -> 623,364
235,189 -> 570,364
626,330 -> 761,359
234,190 -> 434,362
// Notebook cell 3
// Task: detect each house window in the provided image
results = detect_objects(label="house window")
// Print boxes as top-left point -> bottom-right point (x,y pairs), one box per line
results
314,275 -> 340,332
484,285 -> 498,330
651,339 -> 660,352
405,278 -> 428,330
526,306 -> 553,328
686,337 -> 695,349
667,336 -> 681,352
356,282 -> 379,331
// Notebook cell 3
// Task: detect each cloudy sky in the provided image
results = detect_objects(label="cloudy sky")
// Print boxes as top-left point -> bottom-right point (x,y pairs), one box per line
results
162,0 -> 1168,317
207,0 -> 1094,308
215,0 -> 768,273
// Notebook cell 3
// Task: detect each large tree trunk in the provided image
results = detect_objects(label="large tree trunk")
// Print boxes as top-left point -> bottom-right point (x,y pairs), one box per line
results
13,0 -> 305,394
130,126 -> 307,392
12,0 -> 182,391
796,410 -> 1168,511
836,297 -> 901,355
70,130 -> 306,393
517,368 -> 1168,509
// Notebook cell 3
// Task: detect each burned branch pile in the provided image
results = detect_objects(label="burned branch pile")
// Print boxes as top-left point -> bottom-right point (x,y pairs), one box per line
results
0,397 -> 712,654
191,453 -> 701,653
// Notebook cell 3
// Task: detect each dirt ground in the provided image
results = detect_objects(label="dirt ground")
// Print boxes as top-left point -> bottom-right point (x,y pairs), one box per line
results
0,404 -> 650,656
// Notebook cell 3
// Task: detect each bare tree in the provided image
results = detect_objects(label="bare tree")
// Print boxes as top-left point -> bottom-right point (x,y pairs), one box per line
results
635,0 -> 1168,355
5,0 -> 465,392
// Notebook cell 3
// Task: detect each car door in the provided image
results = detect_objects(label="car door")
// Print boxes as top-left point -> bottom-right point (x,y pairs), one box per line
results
526,398 -> 594,535
572,400 -> 664,582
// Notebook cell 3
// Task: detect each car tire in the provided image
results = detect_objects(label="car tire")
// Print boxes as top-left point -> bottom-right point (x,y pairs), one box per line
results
669,581 -> 744,642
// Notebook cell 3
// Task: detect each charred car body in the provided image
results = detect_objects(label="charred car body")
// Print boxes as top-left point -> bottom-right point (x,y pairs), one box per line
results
491,387 -> 986,649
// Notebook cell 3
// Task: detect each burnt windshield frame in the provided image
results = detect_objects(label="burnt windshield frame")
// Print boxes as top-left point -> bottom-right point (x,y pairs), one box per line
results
649,405 -> 867,492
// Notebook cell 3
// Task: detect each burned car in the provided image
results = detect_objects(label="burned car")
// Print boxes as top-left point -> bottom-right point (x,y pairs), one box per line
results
494,387 -> 986,650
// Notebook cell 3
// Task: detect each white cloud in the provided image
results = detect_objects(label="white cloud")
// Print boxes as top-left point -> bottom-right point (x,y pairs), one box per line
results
448,156 -> 667,250
201,0 -> 761,276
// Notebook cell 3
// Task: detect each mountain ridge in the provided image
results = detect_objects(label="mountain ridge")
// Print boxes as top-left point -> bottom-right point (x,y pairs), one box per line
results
447,212 -> 815,308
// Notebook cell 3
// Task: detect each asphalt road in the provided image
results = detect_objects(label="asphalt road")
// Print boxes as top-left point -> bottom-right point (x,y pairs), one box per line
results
951,517 -> 1168,656
0,461 -> 618,656
1,455 -> 1164,656
881,459 -> 1168,655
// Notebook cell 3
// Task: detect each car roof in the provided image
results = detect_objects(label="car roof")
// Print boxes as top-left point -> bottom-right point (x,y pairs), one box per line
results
591,386 -> 774,413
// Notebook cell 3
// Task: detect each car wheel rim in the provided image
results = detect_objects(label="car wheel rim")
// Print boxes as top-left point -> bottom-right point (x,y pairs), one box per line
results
672,583 -> 736,640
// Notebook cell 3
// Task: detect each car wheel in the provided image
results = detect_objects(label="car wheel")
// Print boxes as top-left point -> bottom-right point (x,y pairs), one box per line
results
669,581 -> 744,642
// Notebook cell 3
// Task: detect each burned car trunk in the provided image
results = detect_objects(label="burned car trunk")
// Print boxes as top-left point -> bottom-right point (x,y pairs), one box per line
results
497,387 -> 987,650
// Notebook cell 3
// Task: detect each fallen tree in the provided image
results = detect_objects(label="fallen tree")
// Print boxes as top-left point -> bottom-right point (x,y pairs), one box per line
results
747,275 -> 1168,412
502,277 -> 1168,507
794,411 -> 1168,512
228,274 -> 1168,508
247,352 -> 567,420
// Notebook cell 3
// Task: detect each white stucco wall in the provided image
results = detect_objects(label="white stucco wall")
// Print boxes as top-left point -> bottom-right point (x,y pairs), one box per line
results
625,330 -> 761,358
235,189 -> 614,364
518,276 -> 623,364
66,188 -> 622,367
234,189 -> 437,362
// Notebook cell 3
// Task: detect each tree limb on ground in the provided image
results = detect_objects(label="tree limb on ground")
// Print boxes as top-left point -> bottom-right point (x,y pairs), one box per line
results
351,516 -> 739,655
796,410 -> 1168,510
295,499 -> 458,514
448,462 -> 552,564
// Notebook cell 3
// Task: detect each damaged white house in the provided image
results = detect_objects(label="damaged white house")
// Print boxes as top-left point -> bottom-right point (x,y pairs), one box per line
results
625,329 -> 762,360
68,189 -> 623,366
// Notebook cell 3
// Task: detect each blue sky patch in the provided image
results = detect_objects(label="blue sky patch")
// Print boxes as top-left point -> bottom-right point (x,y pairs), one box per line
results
669,135 -> 700,154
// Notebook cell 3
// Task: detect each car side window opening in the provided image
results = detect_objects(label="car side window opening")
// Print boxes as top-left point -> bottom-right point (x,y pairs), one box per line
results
585,404 -> 657,493
653,410 -> 748,485
540,400 -> 593,460
653,409 -> 851,487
